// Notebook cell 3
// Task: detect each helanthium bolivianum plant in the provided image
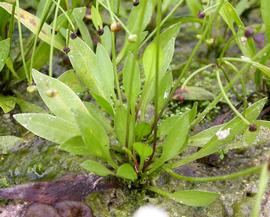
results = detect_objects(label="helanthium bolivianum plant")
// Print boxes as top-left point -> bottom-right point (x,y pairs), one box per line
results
3,0 -> 270,208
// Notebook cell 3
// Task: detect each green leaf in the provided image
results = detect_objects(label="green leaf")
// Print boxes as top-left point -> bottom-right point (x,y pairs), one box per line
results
96,43 -> 115,99
169,190 -> 219,207
14,113 -> 79,143
171,98 -> 267,168
224,57 -> 270,79
116,163 -> 137,181
84,101 -> 112,133
127,0 -> 153,34
158,71 -> 173,111
0,2 -> 65,50
140,24 -> 180,115
60,136 -> 93,156
135,122 -> 152,140
251,164 -> 269,216
123,53 -> 141,113
72,7 -> 93,49
149,187 -> 219,207
0,95 -> 16,113
261,0 -> 270,42
0,136 -> 22,154
150,111 -> 192,172
14,98 -> 45,113
73,109 -> 115,167
173,86 -> 214,101
189,125 -> 223,147
81,160 -> 114,176
58,70 -> 87,95
100,26 -> 112,54
0,38 -> 10,72
68,37 -> 114,112
32,69 -> 89,123
219,1 -> 255,57
114,105 -> 135,147
91,5 -> 103,30
133,142 -> 152,159
186,0 -> 202,16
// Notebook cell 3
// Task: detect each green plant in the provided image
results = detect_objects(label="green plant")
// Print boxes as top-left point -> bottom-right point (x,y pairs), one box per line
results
2,0 -> 269,208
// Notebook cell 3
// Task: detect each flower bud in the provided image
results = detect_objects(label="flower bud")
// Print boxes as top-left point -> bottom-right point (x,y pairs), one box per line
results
110,22 -> 122,32
248,124 -> 257,132
133,0 -> 139,6
128,34 -> 138,42
70,32 -> 77,40
63,47 -> 70,54
27,85 -> 37,93
97,27 -> 104,36
46,89 -> 58,97
244,27 -> 254,38
198,11 -> 205,19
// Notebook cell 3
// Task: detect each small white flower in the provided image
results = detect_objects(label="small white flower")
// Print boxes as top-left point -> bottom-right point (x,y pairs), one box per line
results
133,205 -> 168,217
216,128 -> 231,140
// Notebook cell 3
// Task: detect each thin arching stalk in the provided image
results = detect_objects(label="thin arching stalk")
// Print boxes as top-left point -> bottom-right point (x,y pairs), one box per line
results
49,0 -> 61,77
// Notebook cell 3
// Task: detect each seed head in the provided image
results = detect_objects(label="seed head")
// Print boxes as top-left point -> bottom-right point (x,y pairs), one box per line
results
198,11 -> 205,19
97,27 -> 104,36
133,0 -> 140,6
63,47 -> 70,54
248,124 -> 257,132
110,22 -> 122,33
70,32 -> 77,40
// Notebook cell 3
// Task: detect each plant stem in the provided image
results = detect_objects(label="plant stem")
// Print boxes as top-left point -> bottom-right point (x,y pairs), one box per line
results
49,0 -> 61,77
192,41 -> 270,127
106,0 -> 122,103
164,165 -> 262,182
181,64 -> 213,88
98,0 -> 131,34
251,163 -> 269,217
216,69 -> 250,125
146,0 -> 162,166
8,2 -> 15,50
15,0 -> 29,83
151,0 -> 225,134
30,0 -> 52,83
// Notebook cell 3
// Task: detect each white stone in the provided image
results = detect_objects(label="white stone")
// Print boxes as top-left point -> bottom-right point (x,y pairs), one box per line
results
133,205 -> 168,217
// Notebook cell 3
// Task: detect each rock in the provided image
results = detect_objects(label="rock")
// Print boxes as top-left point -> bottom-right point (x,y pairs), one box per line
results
24,203 -> 60,217
54,201 -> 93,217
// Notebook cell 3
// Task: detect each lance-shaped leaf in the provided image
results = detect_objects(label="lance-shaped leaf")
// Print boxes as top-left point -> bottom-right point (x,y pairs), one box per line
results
68,37 -> 114,114
140,24 -> 180,115
150,110 -> 192,172
219,1 -> 255,57
73,109 -> 116,167
0,2 -> 65,50
171,98 -> 267,169
14,113 -> 79,144
0,38 -> 10,72
261,0 -> 270,42
32,69 -> 89,123
149,187 -> 219,207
